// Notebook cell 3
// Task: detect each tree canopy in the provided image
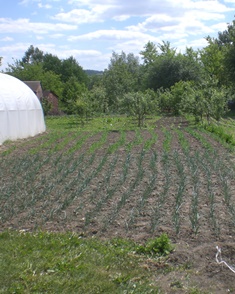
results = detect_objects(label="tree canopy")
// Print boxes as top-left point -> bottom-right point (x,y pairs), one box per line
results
3,17 -> 235,123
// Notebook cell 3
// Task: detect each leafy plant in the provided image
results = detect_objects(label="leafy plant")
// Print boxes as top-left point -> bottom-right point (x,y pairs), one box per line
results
136,233 -> 174,256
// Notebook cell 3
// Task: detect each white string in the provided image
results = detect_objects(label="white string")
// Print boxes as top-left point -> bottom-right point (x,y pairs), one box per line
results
216,246 -> 235,274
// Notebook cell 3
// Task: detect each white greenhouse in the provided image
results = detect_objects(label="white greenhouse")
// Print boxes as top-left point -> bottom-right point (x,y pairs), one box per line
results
0,73 -> 46,145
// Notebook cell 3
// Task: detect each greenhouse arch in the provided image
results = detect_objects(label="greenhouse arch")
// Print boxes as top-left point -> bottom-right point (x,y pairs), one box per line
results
0,73 -> 46,145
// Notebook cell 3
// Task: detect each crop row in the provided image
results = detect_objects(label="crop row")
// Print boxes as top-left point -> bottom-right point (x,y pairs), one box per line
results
1,127 -> 235,241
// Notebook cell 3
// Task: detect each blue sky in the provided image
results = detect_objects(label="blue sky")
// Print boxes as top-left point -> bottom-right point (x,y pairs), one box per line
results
0,0 -> 235,71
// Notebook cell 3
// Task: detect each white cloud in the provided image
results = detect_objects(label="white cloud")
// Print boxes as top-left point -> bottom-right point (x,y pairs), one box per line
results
126,15 -> 179,33
184,0 -> 233,12
185,10 -> 225,21
67,29 -> 158,42
53,4 -> 115,24
0,18 -> 77,34
210,22 -> 229,32
112,15 -> 130,21
1,36 -> 14,42
20,0 -> 61,4
19,0 -> 36,5
175,37 -> 209,51
50,33 -> 65,38
38,3 -> 52,9
36,35 -> 44,40
53,8 -> 102,24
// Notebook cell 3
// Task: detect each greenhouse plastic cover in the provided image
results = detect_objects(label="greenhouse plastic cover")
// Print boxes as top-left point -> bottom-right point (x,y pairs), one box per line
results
0,73 -> 46,145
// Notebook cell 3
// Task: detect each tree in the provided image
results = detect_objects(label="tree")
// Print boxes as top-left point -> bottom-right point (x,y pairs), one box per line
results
6,62 -> 44,81
89,86 -> 108,114
157,87 -> 172,113
42,53 -> 62,76
40,71 -> 64,98
205,18 -> 235,87
5,62 -> 63,99
41,97 -> 52,116
60,56 -> 88,85
61,76 -> 88,114
6,46 -> 88,89
145,42 -> 202,90
73,94 -> 90,124
22,45 -> 44,64
200,36 -> 227,85
179,78 -> 228,123
215,20 -> 235,46
88,74 -> 103,90
103,51 -> 141,111
158,40 -> 176,57
140,41 -> 158,65
169,80 -> 195,115
119,90 -> 158,127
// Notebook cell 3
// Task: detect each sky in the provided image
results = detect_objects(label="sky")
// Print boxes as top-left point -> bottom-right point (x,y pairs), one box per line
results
0,0 -> 235,71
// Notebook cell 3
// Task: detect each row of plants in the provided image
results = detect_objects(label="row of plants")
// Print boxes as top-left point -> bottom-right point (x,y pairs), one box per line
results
2,121 -> 235,237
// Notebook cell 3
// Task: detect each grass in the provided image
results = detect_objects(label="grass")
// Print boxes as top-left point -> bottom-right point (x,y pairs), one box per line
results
46,114 -> 160,132
0,230 -> 163,293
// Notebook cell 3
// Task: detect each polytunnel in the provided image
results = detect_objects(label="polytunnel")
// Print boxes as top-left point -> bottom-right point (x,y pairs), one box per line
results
0,73 -> 46,145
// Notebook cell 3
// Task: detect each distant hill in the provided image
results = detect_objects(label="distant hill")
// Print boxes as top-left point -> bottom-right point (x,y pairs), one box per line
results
85,69 -> 104,76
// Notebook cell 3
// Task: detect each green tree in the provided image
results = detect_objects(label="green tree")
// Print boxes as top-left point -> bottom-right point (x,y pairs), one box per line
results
139,41 -> 158,90
6,46 -> 88,91
89,86 -> 108,114
140,41 -> 158,65
200,36 -> 227,85
5,62 -> 63,99
60,56 -> 88,84
88,74 -> 103,90
103,51 -> 141,111
41,97 -> 52,116
157,87 -> 172,113
42,53 -> 62,76
119,90 -> 158,127
73,94 -> 90,124
169,80 -> 195,115
40,71 -> 64,98
22,45 -> 44,64
61,76 -> 88,114
158,40 -> 176,57
6,62 -> 44,81
146,42 -> 202,90
179,78 -> 228,123
222,20 -> 235,86
204,18 -> 235,87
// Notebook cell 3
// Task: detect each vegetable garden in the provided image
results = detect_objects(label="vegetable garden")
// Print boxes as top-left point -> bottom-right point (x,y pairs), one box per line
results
1,115 -> 235,292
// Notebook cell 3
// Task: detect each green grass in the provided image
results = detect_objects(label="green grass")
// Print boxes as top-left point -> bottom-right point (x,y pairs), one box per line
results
0,231 -> 163,293
45,114 -> 160,132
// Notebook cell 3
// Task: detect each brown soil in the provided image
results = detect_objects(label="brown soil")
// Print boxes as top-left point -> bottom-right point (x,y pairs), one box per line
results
1,116 -> 235,293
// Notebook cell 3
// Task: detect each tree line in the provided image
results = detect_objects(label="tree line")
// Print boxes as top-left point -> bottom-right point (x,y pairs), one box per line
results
3,18 -> 235,126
